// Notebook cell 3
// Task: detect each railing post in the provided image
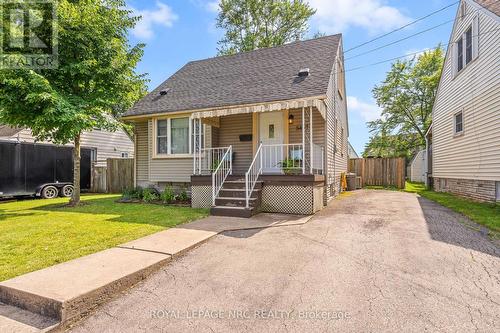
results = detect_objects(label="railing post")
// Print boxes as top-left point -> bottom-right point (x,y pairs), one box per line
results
310,106 -> 313,175
302,107 -> 305,174
198,119 -> 202,174
229,146 -> 233,175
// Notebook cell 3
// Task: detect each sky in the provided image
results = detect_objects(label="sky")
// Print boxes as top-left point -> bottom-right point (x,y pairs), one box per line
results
126,0 -> 459,155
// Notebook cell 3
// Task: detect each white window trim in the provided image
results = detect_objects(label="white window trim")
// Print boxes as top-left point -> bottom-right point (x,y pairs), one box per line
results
453,15 -> 479,78
453,110 -> 464,137
153,116 -> 195,159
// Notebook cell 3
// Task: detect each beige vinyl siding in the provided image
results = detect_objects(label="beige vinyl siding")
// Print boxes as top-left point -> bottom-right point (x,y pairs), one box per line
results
218,113 -> 253,174
148,119 -> 193,183
324,40 -> 349,199
134,121 -> 149,184
432,1 -> 500,181
80,129 -> 134,167
288,108 -> 325,145
1,128 -> 134,167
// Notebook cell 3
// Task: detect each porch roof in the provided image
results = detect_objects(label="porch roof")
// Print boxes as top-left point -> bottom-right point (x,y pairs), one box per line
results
190,97 -> 326,120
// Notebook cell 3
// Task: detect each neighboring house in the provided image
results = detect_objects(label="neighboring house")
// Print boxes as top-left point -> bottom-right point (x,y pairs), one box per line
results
348,141 -> 359,158
123,35 -> 349,217
409,150 -> 426,183
426,0 -> 500,202
0,125 -> 134,167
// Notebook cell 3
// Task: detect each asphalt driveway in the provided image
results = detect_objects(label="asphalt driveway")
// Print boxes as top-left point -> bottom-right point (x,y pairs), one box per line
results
71,190 -> 500,333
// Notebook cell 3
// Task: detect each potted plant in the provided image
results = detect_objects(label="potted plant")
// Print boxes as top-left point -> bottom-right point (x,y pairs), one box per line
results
278,158 -> 302,175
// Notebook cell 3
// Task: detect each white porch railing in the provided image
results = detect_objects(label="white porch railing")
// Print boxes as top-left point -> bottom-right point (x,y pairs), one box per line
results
245,144 -> 263,208
212,146 -> 232,205
261,143 -> 304,174
194,147 -> 231,175
312,143 -> 324,175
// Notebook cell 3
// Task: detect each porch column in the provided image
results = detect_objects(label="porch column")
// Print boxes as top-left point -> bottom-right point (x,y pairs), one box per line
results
302,107 -> 305,174
198,119 -> 202,174
192,118 -> 197,174
310,106 -> 313,175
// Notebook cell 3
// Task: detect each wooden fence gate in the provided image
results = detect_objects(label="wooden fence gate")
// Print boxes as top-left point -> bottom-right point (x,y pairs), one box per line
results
91,158 -> 134,193
349,158 -> 406,189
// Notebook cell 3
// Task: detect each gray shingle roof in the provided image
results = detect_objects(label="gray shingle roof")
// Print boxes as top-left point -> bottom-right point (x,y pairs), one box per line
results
124,34 -> 341,117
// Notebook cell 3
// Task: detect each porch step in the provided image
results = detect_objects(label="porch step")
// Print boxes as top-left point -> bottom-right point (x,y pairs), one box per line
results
218,188 -> 261,198
215,197 -> 259,207
210,206 -> 255,218
222,181 -> 263,190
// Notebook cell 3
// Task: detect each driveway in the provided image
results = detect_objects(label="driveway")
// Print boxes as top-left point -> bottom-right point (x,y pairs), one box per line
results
71,190 -> 500,333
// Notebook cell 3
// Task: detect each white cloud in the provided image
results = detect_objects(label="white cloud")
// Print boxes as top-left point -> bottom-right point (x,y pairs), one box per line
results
308,0 -> 411,35
131,2 -> 178,40
205,0 -> 220,13
348,96 -> 382,122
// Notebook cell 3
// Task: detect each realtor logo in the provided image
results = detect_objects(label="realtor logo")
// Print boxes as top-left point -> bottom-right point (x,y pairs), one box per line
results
0,0 -> 57,69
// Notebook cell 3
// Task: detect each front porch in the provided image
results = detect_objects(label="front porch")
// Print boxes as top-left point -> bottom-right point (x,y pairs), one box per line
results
190,102 -> 326,217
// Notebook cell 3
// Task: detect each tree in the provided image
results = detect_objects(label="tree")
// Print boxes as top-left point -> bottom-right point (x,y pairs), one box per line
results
0,0 -> 147,205
363,47 -> 444,159
215,0 -> 316,55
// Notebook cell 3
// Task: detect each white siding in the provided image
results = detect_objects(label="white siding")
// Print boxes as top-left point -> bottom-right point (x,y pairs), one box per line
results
432,0 -> 500,181
324,39 -> 349,199
410,150 -> 426,183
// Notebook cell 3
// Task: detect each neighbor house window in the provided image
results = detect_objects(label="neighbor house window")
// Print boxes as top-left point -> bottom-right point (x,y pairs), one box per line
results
156,117 -> 192,155
457,37 -> 464,72
337,60 -> 345,99
121,152 -> 129,158
465,27 -> 473,64
454,111 -> 464,135
341,127 -> 345,157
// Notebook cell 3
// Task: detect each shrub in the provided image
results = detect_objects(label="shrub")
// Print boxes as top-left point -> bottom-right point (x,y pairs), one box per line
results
142,188 -> 159,203
122,186 -> 143,199
161,186 -> 175,204
177,189 -> 189,202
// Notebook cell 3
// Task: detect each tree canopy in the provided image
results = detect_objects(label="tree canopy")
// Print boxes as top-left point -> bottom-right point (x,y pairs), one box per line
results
0,0 -> 147,204
215,0 -> 316,55
363,47 -> 444,158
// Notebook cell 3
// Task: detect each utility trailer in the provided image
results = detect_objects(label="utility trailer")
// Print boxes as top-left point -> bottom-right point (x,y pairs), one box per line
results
0,141 -> 92,199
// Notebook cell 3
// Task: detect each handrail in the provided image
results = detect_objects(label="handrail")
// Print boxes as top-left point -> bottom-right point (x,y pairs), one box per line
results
194,147 -> 231,175
245,143 -> 263,208
212,146 -> 232,206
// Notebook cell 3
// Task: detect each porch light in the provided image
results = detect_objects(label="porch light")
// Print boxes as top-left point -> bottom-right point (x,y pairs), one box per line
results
288,114 -> 294,124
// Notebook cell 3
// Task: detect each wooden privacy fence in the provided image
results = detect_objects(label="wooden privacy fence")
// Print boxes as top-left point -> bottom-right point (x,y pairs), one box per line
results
91,158 -> 134,193
349,158 -> 406,189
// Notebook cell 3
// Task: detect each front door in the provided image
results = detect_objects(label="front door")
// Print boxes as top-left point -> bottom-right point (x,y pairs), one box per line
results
259,112 -> 284,174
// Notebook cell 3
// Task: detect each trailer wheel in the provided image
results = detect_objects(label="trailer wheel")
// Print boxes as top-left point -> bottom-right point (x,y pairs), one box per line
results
61,185 -> 74,198
41,186 -> 59,199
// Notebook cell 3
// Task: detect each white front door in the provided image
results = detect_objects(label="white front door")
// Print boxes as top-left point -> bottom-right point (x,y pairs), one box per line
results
259,112 -> 284,174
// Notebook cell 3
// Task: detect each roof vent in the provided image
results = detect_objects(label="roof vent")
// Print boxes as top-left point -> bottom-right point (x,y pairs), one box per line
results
298,68 -> 310,77
159,88 -> 170,96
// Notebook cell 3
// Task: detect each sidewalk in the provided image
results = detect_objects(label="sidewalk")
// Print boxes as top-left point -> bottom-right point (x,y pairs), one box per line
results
0,213 -> 312,332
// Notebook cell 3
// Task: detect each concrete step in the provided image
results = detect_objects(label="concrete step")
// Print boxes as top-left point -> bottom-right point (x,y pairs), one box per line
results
210,206 -> 256,218
0,302 -> 59,333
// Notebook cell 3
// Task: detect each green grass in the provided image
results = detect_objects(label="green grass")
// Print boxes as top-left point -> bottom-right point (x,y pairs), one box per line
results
405,181 -> 500,238
0,194 -> 208,281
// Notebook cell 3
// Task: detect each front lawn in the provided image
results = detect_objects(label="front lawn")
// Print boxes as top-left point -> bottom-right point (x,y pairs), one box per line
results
0,194 -> 208,281
405,181 -> 500,238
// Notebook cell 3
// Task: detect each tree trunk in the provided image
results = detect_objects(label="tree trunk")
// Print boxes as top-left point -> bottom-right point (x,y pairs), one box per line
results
69,133 -> 81,206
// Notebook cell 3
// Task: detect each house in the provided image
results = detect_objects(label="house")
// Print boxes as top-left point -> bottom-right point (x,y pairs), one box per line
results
348,141 -> 359,158
122,35 -> 349,217
426,0 -> 500,202
409,150 -> 426,183
0,125 -> 134,167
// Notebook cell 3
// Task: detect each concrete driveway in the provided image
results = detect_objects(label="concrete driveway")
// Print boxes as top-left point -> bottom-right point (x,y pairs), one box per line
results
71,190 -> 500,333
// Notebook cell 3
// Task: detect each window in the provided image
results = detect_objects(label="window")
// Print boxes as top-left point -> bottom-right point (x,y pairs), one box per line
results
157,119 -> 168,154
156,117 -> 192,156
455,18 -> 478,76
90,149 -> 97,162
465,27 -> 472,64
268,124 -> 275,139
170,117 -> 189,154
337,60 -> 345,99
457,37 -> 464,72
121,152 -> 129,158
454,111 -> 464,135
